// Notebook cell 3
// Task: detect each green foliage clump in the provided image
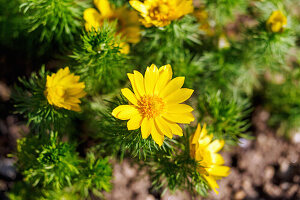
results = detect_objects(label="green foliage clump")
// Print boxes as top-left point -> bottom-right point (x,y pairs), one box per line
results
75,153 -> 112,198
20,0 -> 87,46
11,132 -> 112,199
70,22 -> 131,94
198,91 -> 251,144
263,67 -> 300,137
15,132 -> 80,189
204,0 -> 248,26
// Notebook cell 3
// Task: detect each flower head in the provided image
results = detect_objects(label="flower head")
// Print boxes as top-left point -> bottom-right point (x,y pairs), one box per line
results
84,0 -> 141,53
45,67 -> 86,112
190,123 -> 230,195
129,0 -> 194,27
266,10 -> 287,33
112,64 -> 195,146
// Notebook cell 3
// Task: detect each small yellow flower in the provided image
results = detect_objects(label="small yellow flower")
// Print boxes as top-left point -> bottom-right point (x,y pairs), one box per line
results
266,10 -> 287,33
45,67 -> 86,112
190,123 -> 230,195
84,0 -> 141,53
194,8 -> 214,36
112,64 -> 195,146
129,0 -> 194,27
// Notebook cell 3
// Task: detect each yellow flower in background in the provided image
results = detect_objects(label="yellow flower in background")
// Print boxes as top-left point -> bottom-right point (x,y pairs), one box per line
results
45,67 -> 86,112
194,8 -> 214,36
129,0 -> 194,27
84,0 -> 141,53
112,64 -> 195,146
190,123 -> 230,195
266,10 -> 287,33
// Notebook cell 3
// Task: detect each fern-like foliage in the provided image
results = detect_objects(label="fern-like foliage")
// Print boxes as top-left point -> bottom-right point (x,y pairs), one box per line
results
198,91 -> 252,145
70,22 -> 132,94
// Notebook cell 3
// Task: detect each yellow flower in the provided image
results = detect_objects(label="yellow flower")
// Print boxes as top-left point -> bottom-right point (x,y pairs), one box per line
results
83,0 -> 141,53
266,10 -> 287,33
45,67 -> 86,112
190,123 -> 230,195
129,0 -> 194,27
112,64 -> 195,146
194,8 -> 214,36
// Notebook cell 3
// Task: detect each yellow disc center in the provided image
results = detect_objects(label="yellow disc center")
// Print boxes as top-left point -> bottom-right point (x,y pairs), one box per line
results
138,95 -> 165,118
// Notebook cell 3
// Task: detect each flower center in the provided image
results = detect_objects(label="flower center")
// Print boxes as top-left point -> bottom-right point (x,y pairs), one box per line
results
149,3 -> 170,21
138,95 -> 165,118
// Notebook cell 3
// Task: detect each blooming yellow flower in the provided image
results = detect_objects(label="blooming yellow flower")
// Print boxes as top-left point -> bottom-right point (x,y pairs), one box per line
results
129,0 -> 194,27
45,67 -> 86,112
112,64 -> 195,146
266,10 -> 287,33
83,0 -> 141,53
190,123 -> 230,195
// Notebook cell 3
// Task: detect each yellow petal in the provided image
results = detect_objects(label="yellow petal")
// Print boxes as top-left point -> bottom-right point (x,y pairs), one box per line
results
154,65 -> 172,95
144,64 -> 159,95
207,140 -> 224,153
150,120 -> 164,146
129,0 -> 147,14
141,118 -> 151,139
159,77 -> 185,98
158,64 -> 172,80
133,70 -> 146,96
206,165 -> 230,177
155,117 -> 172,139
166,104 -> 193,113
84,8 -> 101,22
271,23 -> 282,32
192,123 -> 201,144
199,123 -> 207,139
127,114 -> 143,130
162,112 -> 195,124
203,175 -> 219,195
94,0 -> 113,17
164,88 -> 194,104
198,135 -> 213,147
121,88 -> 138,105
211,153 -> 225,165
112,105 -> 139,120
161,118 -> 183,136
127,73 -> 141,99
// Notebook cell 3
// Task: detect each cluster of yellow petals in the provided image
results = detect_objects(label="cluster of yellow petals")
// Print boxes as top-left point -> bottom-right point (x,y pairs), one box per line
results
83,0 -> 141,54
129,0 -> 194,27
112,64 -> 195,146
266,10 -> 287,33
190,123 -> 230,195
44,67 -> 86,112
